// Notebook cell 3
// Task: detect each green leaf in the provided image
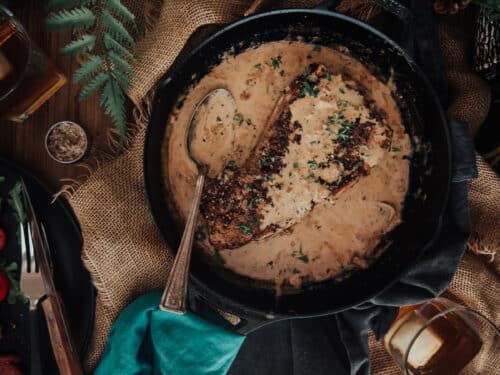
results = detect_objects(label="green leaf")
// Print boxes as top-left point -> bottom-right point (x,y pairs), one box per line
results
79,71 -> 109,101
73,55 -> 103,83
110,69 -> 131,90
7,181 -> 26,224
60,34 -> 96,55
48,0 -> 80,10
104,33 -> 134,60
1,261 -> 28,305
104,0 -> 135,22
107,51 -> 133,74
101,9 -> 135,47
99,78 -> 126,141
46,7 -> 96,30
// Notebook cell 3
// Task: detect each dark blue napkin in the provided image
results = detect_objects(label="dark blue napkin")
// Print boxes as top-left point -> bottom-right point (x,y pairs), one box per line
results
229,1 -> 478,374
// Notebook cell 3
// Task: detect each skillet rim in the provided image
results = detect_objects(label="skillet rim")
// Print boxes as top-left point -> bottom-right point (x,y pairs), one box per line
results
144,8 -> 452,320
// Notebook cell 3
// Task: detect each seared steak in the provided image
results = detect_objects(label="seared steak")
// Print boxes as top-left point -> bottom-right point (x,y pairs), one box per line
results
200,64 -> 393,250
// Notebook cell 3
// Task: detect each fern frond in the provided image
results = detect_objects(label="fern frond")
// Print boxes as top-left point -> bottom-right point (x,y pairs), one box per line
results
79,72 -> 109,101
101,9 -> 135,47
104,0 -> 135,22
73,55 -> 103,83
110,69 -> 131,90
48,0 -> 79,10
100,79 -> 126,141
108,51 -> 133,75
46,7 -> 96,30
60,34 -> 96,55
103,33 -> 134,60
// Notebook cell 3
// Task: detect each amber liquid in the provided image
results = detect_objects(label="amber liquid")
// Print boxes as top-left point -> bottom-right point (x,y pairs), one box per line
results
0,20 -> 66,122
384,303 -> 482,375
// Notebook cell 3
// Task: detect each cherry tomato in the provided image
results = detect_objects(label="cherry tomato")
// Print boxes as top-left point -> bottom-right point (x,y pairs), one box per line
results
0,271 -> 8,302
0,228 -> 6,251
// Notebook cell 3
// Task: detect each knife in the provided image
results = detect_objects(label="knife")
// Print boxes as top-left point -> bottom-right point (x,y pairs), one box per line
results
21,179 -> 84,375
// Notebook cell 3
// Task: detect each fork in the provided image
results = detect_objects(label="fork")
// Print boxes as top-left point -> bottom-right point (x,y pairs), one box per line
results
19,222 -> 44,375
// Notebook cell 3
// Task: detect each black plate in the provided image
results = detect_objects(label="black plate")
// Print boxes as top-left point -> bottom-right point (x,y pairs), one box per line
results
0,158 -> 95,373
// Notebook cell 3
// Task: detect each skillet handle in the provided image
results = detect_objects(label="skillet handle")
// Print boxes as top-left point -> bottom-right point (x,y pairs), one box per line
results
187,287 -> 274,335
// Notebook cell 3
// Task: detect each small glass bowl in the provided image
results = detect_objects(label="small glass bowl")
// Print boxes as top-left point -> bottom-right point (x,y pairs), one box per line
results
45,121 -> 89,164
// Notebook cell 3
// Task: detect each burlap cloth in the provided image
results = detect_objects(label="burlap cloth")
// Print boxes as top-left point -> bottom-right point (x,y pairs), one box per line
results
64,1 -> 499,372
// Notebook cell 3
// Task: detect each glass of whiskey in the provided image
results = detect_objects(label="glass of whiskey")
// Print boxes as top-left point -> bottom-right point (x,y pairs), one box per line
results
384,298 -> 499,374
0,5 -> 66,122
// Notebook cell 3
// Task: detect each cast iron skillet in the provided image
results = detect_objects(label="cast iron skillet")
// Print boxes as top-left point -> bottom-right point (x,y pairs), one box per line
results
144,4 -> 451,333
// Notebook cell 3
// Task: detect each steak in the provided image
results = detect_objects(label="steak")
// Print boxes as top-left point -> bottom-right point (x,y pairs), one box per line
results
200,64 -> 393,250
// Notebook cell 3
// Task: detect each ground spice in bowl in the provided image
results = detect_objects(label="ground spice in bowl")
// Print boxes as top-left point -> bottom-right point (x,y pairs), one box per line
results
45,121 -> 88,163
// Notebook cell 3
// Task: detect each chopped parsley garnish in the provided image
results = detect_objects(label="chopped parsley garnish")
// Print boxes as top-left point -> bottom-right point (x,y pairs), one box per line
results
216,116 -> 222,122
233,113 -> 244,125
263,175 -> 275,183
236,225 -> 253,235
293,162 -> 299,168
279,70 -> 285,77
302,81 -> 320,97
270,55 -> 282,69
228,160 -> 237,170
254,63 -> 262,71
194,225 -> 206,241
313,45 -> 321,52
325,71 -> 332,81
310,140 -> 319,145
337,99 -> 350,109
339,88 -> 345,94
292,268 -> 300,274
353,160 -> 363,170
307,160 -> 318,170
337,121 -> 356,141
292,243 -> 309,263
212,250 -> 225,265
392,147 -> 401,152
247,196 -> 260,209
246,184 -> 254,191
246,118 -> 252,125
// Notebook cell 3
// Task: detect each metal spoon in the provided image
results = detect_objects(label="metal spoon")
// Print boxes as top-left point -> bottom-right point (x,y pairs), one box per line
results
159,88 -> 235,313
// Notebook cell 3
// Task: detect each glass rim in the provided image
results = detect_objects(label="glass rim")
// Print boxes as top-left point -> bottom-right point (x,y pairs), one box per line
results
0,4 -> 33,102
403,303 -> 500,375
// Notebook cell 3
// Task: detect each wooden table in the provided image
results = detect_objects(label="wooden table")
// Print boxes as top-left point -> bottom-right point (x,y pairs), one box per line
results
0,2 -> 116,190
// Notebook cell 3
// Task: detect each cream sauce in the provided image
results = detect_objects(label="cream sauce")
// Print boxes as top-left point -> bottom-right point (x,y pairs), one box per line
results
162,41 -> 411,290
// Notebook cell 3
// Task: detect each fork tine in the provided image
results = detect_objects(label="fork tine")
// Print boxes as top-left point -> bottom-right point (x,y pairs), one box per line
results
19,222 -> 29,275
27,223 -> 38,273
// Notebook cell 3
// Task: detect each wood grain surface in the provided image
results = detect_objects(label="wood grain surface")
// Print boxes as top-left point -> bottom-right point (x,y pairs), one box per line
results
0,2 -> 117,190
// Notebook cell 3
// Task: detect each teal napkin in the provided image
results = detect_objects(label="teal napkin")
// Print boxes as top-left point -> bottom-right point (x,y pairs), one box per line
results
95,291 -> 246,375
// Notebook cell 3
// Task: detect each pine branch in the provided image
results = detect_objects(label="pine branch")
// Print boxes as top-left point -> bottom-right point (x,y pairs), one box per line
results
103,33 -> 134,60
101,9 -> 135,47
48,0 -> 80,10
104,0 -> 135,22
79,71 -> 109,101
111,69 -> 131,90
100,78 -> 127,146
73,55 -> 103,83
46,7 -> 96,30
108,51 -> 133,75
60,34 -> 96,55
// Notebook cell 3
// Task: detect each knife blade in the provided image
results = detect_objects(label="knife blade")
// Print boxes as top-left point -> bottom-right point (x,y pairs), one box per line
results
21,179 -> 83,375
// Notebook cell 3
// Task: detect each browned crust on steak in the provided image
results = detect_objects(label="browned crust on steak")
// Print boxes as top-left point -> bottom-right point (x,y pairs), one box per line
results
200,64 -> 392,250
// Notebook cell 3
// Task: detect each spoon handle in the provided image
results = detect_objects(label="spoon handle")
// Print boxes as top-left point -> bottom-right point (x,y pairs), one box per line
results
160,173 -> 205,314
